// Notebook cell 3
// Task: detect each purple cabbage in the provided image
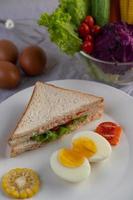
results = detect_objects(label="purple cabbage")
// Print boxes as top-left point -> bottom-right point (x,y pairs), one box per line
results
92,22 -> 133,74
92,22 -> 133,63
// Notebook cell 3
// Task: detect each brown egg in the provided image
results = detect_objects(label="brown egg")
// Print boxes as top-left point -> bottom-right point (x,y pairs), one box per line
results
19,45 -> 47,76
0,40 -> 18,64
0,61 -> 21,89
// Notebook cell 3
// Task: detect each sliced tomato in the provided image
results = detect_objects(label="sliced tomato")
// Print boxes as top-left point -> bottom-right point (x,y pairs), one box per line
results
95,122 -> 122,146
52,126 -> 60,131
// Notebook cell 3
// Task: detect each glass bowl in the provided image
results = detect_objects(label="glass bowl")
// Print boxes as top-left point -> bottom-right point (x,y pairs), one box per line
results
80,51 -> 133,86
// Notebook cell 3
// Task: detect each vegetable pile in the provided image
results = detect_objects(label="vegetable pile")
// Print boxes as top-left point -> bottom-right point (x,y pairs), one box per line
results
38,0 -> 108,55
39,0 -> 133,66
39,1 -> 86,55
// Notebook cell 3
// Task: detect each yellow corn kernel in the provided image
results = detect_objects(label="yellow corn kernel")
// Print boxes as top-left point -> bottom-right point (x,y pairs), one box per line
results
32,185 -> 40,194
127,0 -> 133,23
1,168 -> 40,199
6,188 -> 19,198
1,180 -> 8,189
120,0 -> 128,21
12,190 -> 20,198
19,190 -> 28,199
26,188 -> 34,198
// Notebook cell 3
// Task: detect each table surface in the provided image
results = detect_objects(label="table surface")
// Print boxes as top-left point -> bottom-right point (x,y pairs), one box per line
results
0,0 -> 132,103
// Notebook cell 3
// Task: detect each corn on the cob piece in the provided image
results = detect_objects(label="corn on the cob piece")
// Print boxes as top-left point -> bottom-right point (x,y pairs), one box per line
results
120,0 -> 128,21
1,168 -> 40,199
127,0 -> 133,23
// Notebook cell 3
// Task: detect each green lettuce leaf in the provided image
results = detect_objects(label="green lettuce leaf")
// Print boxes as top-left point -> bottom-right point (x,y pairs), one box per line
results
39,8 -> 82,55
31,126 -> 70,143
58,126 -> 70,136
71,115 -> 88,127
38,0 -> 91,55
31,130 -> 58,143
31,115 -> 88,143
59,0 -> 90,26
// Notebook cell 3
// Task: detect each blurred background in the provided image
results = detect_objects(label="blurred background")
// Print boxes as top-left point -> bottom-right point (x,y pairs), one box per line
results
0,0 -> 91,102
0,0 -> 133,102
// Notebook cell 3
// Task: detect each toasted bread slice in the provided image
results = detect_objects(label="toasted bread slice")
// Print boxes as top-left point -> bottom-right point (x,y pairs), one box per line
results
9,82 -> 104,140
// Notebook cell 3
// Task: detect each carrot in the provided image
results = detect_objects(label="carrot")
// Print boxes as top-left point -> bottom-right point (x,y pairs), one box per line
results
110,0 -> 121,22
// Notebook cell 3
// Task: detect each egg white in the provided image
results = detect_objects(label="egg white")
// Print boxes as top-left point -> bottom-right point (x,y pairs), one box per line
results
72,131 -> 112,162
50,150 -> 91,182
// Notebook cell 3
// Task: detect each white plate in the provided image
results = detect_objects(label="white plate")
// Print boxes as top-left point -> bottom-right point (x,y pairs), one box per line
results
0,79 -> 133,200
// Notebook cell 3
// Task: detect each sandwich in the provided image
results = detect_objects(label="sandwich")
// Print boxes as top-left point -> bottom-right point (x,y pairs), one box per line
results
8,82 -> 104,157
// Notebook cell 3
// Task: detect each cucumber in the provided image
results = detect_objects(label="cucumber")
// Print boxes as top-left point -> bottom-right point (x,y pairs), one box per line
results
91,0 -> 110,26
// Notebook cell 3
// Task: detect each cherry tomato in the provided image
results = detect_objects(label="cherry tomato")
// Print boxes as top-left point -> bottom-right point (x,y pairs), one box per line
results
95,122 -> 122,146
81,41 -> 93,54
91,25 -> 101,34
78,23 -> 90,38
85,35 -> 93,42
84,16 -> 94,28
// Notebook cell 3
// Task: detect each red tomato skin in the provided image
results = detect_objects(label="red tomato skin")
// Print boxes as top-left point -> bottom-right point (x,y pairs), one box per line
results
81,41 -> 93,54
84,35 -> 93,42
84,16 -> 95,28
91,25 -> 101,34
78,23 -> 90,38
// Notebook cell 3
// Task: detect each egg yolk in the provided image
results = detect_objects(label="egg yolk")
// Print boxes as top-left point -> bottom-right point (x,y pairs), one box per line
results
58,148 -> 85,168
72,137 -> 97,158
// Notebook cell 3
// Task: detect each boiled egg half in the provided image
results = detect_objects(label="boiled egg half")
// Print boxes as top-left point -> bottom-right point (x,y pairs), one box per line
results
72,131 -> 112,162
50,148 -> 91,182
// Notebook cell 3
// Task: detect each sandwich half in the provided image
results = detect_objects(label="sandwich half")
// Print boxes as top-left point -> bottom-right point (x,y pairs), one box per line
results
9,82 -> 104,157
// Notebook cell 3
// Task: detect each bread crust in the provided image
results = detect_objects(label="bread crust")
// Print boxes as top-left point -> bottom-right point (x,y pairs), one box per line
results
8,82 -> 38,141
9,82 -> 104,141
